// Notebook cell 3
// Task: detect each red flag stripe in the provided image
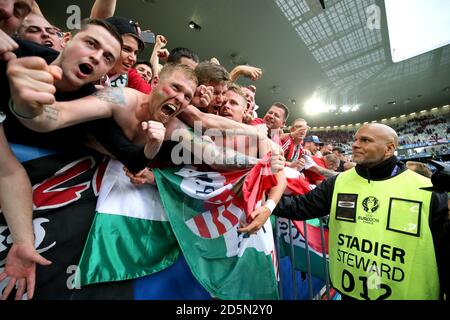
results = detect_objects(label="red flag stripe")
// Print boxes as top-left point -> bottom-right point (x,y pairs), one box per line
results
193,214 -> 212,238
210,207 -> 227,236
221,205 -> 239,226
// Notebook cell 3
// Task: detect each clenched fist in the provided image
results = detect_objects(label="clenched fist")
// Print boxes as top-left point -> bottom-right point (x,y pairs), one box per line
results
142,120 -> 166,159
191,85 -> 214,111
7,56 -> 62,119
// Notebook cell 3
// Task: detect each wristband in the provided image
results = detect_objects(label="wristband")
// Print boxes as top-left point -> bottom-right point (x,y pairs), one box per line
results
265,199 -> 276,213
0,111 -> 5,124
9,98 -> 35,120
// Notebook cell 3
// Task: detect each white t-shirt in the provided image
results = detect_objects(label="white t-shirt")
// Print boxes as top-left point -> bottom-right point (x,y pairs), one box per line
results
302,154 -> 317,170
0,111 -> 6,124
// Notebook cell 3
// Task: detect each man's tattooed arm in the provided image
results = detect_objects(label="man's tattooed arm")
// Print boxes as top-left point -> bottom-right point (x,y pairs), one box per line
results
92,87 -> 126,106
312,165 -> 338,177
43,105 -> 60,121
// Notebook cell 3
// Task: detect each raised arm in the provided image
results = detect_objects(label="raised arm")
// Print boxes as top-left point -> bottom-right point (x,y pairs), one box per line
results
179,104 -> 267,138
238,169 -> 287,234
31,1 -> 44,16
148,35 -> 168,80
170,127 -> 259,170
89,0 -> 117,19
10,88 -> 121,132
7,56 -> 134,131
229,65 -> 262,82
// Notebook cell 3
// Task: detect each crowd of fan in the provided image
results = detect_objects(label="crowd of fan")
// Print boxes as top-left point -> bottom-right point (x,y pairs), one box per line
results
0,0 -> 448,301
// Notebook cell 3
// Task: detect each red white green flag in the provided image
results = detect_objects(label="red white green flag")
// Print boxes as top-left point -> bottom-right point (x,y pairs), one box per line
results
153,163 -> 279,300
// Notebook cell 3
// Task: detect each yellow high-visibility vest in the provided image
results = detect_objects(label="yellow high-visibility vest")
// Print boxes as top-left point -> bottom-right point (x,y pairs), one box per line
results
329,168 -> 440,300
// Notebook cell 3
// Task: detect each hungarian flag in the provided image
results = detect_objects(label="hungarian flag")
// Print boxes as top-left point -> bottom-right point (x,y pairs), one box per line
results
77,159 -> 180,286
153,164 -> 279,300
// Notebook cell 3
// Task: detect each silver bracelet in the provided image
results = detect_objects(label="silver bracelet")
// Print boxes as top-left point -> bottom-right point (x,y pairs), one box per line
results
8,99 -> 35,120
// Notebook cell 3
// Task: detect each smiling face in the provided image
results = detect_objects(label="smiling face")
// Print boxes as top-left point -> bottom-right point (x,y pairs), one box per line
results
263,105 -> 286,130
55,24 -> 121,91
304,141 -> 320,154
352,124 -> 397,168
148,69 -> 197,123
18,13 -> 63,51
135,63 -> 152,83
109,34 -> 139,75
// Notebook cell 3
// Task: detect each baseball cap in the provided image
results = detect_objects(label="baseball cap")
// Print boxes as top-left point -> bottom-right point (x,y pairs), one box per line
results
304,135 -> 323,145
333,146 -> 345,154
105,16 -> 145,51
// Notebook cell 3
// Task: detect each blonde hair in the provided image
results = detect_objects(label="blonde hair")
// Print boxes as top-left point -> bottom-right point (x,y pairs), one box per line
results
159,62 -> 198,86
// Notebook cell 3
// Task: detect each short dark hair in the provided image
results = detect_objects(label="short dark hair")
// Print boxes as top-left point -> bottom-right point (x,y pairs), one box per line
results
272,102 -> 289,122
168,47 -> 199,64
134,60 -> 152,68
72,18 -> 123,48
333,146 -> 345,154
195,61 -> 230,85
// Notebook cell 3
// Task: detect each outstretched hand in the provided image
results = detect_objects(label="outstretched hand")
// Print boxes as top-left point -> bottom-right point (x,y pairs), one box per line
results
0,242 -> 51,300
237,206 -> 271,234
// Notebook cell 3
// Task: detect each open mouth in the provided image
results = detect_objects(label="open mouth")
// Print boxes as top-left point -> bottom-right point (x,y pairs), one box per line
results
43,40 -> 54,47
161,104 -> 178,117
79,63 -> 93,76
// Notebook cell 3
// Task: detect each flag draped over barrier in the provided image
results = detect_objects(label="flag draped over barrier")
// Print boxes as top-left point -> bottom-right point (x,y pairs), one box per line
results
77,158 -> 279,299
153,165 -> 279,300
1,143 -> 329,299
77,160 -> 180,286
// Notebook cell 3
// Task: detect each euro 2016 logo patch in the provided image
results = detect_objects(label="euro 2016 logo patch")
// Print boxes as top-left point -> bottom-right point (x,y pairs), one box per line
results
359,196 -> 380,224
362,196 -> 379,213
